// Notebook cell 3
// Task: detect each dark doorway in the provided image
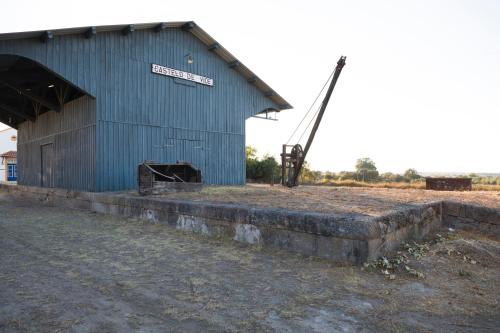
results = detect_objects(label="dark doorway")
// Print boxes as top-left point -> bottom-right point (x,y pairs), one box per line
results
41,143 -> 54,188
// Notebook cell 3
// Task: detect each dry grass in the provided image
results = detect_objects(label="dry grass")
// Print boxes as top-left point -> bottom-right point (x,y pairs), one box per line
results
472,183 -> 500,191
151,184 -> 499,215
315,180 -> 500,191
1,192 -> 499,332
317,180 -> 426,190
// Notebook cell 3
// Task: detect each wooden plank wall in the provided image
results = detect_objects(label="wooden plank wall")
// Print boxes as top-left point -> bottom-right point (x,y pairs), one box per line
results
0,27 -> 280,191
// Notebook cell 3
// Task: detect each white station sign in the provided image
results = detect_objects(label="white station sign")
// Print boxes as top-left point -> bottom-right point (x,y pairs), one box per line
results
151,64 -> 214,87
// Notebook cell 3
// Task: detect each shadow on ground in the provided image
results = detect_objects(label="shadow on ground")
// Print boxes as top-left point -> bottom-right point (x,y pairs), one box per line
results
0,192 -> 498,332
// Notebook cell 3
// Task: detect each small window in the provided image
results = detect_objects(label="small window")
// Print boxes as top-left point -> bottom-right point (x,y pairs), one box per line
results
10,135 -> 16,142
7,163 -> 17,181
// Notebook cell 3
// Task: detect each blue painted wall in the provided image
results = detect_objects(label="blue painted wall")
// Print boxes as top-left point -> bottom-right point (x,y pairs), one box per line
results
0,27 -> 279,191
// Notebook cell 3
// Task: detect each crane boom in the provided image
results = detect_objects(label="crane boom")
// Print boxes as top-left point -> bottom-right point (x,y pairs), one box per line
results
281,56 -> 346,187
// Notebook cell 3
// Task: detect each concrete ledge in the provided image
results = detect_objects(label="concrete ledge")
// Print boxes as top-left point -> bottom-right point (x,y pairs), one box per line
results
442,201 -> 500,236
2,184 -> 497,264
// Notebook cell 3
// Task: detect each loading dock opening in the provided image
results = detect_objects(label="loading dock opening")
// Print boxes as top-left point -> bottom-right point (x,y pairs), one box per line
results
0,21 -> 292,192
138,161 -> 202,195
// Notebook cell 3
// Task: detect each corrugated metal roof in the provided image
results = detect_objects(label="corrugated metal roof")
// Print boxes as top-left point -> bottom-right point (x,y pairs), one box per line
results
0,21 -> 292,111
0,150 -> 16,158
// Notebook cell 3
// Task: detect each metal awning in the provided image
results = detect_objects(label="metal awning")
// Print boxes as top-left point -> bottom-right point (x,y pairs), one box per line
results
0,55 -> 91,128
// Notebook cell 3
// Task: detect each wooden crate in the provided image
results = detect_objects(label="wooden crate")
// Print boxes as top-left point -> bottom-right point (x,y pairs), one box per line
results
425,178 -> 472,191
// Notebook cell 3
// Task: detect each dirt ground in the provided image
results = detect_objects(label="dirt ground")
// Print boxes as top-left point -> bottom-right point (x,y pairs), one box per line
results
147,185 -> 500,216
0,191 -> 499,332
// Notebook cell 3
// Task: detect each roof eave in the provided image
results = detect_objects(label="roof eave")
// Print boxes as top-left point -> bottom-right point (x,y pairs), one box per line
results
0,21 -> 293,111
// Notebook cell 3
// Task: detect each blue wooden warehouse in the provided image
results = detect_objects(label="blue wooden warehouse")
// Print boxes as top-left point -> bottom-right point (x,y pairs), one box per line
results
0,21 -> 291,191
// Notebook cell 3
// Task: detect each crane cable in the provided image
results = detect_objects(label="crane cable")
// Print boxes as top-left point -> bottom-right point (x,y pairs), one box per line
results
298,103 -> 321,144
285,68 -> 336,145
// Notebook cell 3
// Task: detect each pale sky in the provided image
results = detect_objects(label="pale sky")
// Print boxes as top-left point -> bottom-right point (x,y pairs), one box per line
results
1,0 -> 499,174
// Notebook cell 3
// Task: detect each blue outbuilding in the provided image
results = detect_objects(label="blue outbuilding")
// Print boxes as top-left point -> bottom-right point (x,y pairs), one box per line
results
0,21 -> 291,191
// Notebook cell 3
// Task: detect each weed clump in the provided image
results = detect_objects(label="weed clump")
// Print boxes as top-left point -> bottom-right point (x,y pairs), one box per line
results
362,235 -> 447,279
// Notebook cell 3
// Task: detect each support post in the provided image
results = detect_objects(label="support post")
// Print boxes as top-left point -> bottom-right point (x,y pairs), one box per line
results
281,144 -> 287,186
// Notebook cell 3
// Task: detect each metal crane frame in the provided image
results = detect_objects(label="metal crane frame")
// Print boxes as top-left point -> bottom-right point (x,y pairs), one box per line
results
281,56 -> 346,187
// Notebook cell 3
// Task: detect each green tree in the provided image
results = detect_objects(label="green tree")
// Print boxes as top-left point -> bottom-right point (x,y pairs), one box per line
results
256,155 -> 280,183
403,168 -> 421,182
355,158 -> 379,182
246,146 -> 257,160
245,146 -> 258,180
355,158 -> 377,172
245,146 -> 280,183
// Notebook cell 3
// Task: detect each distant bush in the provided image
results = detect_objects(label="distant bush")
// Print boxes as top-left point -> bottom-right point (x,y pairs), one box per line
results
473,176 -> 500,185
246,146 -> 280,184
380,172 -> 405,182
337,171 -> 357,181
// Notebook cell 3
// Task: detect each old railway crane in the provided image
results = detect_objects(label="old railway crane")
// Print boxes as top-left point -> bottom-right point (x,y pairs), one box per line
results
281,56 -> 346,187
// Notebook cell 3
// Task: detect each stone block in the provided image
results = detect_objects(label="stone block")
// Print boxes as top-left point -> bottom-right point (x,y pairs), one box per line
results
4,183 -> 497,265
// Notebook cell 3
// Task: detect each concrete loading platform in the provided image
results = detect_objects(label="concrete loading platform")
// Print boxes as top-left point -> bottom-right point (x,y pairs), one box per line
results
1,184 -> 498,264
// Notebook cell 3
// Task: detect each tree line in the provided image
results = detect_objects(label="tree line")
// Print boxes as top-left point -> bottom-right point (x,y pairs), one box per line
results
246,146 -> 500,189
246,147 -> 423,184
246,146 -> 500,186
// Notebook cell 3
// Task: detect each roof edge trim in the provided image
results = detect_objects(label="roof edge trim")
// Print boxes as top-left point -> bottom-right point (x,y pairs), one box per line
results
0,21 -> 292,111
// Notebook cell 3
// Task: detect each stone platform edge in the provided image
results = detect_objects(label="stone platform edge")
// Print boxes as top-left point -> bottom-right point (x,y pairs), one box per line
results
1,184 -> 498,264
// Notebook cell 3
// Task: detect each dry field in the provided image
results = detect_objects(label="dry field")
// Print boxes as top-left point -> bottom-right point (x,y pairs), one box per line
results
149,185 -> 500,217
0,189 -> 499,332
313,180 -> 500,191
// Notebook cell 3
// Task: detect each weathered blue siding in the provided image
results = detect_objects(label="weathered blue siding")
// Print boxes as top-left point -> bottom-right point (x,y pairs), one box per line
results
0,27 -> 279,191
94,29 -> 276,190
17,96 -> 96,191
